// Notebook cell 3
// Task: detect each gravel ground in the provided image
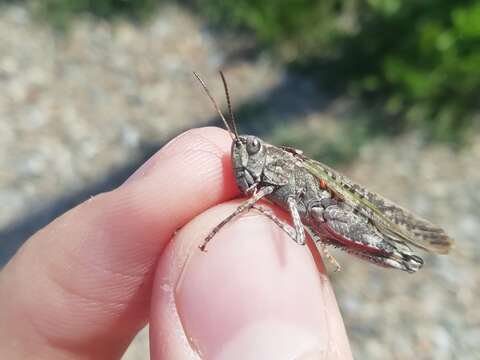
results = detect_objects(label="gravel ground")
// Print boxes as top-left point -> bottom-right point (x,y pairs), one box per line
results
0,4 -> 478,359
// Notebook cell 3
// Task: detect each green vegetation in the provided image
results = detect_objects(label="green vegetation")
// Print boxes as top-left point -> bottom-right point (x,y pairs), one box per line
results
28,0 -> 480,142
197,0 -> 480,143
330,0 -> 480,143
32,0 -> 159,29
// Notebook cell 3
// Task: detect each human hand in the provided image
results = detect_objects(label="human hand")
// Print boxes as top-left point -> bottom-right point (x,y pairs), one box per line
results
0,127 -> 353,359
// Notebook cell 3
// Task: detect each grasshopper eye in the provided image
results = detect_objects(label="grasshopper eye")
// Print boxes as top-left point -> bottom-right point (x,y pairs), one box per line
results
246,138 -> 261,155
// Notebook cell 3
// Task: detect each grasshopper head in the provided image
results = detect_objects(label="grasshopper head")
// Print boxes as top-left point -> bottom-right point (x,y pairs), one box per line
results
231,135 -> 267,193
193,71 -> 266,193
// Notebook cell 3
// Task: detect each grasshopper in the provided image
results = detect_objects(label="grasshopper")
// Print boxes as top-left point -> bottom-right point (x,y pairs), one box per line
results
193,72 -> 454,273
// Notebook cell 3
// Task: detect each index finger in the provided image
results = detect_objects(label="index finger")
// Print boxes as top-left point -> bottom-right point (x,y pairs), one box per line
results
0,127 -> 237,359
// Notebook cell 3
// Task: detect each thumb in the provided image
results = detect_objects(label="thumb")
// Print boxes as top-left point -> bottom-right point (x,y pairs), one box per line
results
150,200 -> 353,359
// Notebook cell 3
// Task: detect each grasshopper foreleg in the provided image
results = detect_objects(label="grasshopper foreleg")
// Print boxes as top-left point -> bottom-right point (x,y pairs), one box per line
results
200,185 -> 274,251
287,197 -> 306,245
251,205 -> 297,240
251,198 -> 306,245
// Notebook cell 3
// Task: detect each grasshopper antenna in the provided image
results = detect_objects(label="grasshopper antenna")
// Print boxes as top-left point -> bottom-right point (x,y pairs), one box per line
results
193,71 -> 236,140
219,71 -> 240,139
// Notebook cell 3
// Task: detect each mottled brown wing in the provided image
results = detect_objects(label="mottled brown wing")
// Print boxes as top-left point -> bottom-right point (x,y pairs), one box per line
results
303,158 -> 454,254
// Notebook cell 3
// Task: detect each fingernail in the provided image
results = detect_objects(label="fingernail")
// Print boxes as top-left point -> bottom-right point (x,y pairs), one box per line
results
174,213 -> 350,359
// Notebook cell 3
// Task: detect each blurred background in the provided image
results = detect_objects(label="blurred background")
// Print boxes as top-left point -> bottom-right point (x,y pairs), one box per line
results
0,0 -> 479,359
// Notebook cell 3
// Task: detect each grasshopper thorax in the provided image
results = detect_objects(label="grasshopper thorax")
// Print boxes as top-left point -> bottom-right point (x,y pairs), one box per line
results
232,135 -> 267,193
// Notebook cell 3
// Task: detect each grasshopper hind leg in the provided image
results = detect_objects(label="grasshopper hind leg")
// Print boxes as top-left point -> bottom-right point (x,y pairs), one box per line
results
319,204 -> 424,273
305,226 -> 342,272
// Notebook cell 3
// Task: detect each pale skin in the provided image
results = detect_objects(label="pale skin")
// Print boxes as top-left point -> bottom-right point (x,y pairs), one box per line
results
0,127 -> 353,360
